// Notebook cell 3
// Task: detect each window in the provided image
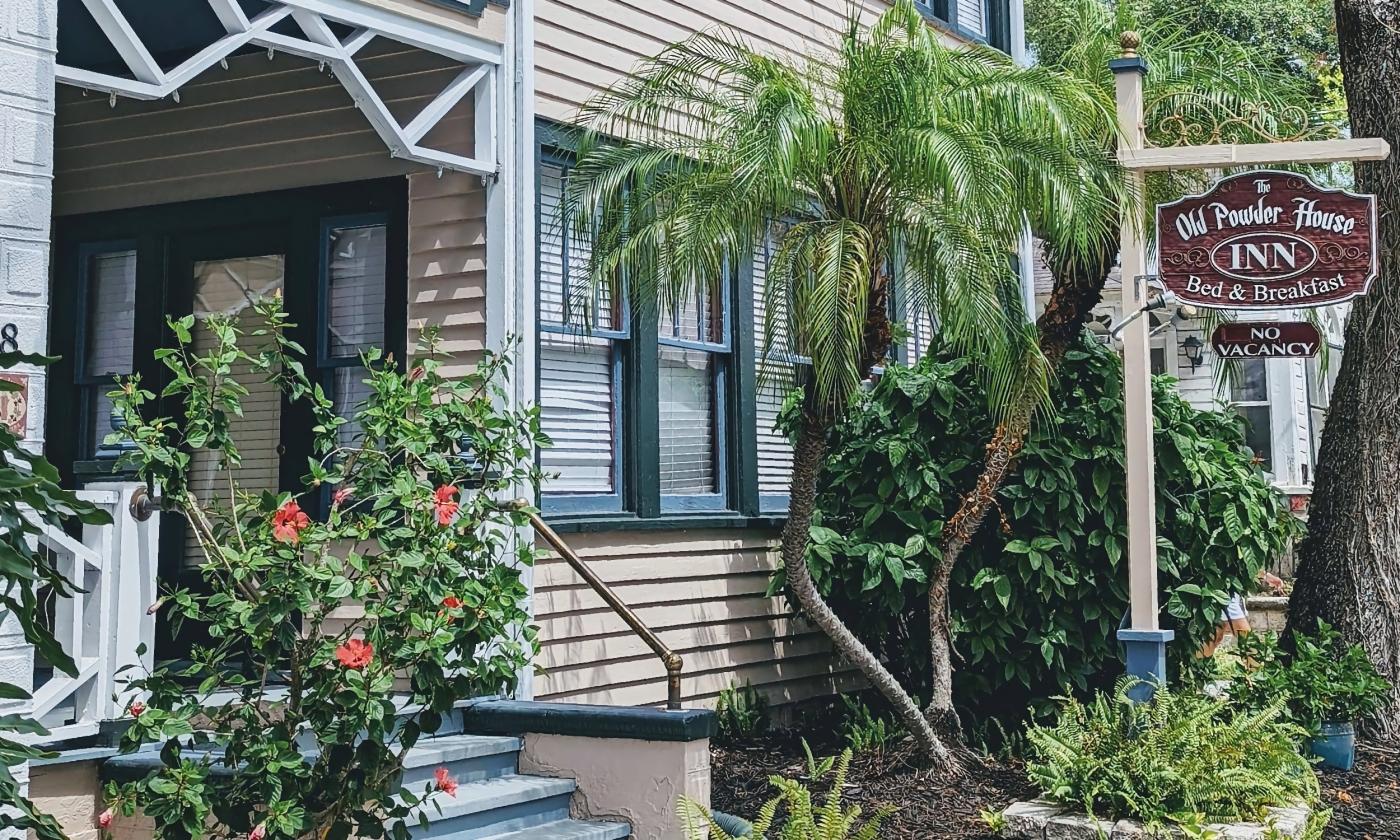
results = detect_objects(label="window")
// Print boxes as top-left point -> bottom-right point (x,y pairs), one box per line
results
1231,358 -> 1273,472
537,158 -> 627,511
753,236 -> 797,510
321,217 -> 389,449
658,268 -> 731,510
77,245 -> 138,458
1305,345 -> 1342,476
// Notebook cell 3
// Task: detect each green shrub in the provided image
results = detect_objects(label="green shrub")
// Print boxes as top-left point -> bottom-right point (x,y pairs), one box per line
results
789,336 -> 1300,716
1027,679 -> 1318,828
715,682 -> 771,742
1231,621 -> 1392,734
838,696 -> 902,755
679,749 -> 890,840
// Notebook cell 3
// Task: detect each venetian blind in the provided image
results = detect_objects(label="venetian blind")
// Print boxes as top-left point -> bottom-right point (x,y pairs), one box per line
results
538,161 -> 618,496
326,223 -> 388,448
957,0 -> 986,35
658,346 -> 716,495
83,250 -> 138,454
184,255 -> 286,569
752,239 -> 794,498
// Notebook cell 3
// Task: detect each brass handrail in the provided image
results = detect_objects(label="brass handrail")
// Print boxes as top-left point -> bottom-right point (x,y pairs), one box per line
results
507,499 -> 684,710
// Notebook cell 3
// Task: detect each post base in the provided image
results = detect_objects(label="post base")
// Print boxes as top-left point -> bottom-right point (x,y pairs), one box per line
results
1116,628 -> 1174,701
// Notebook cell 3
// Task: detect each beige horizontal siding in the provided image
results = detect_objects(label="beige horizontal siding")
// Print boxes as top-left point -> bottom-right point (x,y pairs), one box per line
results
535,0 -> 967,124
532,528 -> 853,708
408,171 -> 488,370
54,40 -> 471,215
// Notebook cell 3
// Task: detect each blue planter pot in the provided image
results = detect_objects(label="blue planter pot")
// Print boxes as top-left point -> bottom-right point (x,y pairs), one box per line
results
1309,721 -> 1356,771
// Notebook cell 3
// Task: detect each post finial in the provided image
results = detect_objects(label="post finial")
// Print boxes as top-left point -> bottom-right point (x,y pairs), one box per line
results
1120,30 -> 1142,58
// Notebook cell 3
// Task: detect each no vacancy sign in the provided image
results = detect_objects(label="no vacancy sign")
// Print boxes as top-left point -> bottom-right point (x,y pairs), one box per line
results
1211,322 -> 1321,358
1156,171 -> 1378,309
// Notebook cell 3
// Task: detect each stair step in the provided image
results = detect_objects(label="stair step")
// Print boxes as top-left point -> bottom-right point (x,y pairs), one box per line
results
406,775 -> 576,840
483,819 -> 632,840
401,735 -> 521,787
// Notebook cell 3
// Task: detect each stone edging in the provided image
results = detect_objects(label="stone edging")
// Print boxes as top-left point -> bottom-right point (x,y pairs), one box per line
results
1001,799 -> 1313,839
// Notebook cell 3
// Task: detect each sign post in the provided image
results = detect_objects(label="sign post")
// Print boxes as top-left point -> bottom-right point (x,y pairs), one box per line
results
1109,31 -> 1387,697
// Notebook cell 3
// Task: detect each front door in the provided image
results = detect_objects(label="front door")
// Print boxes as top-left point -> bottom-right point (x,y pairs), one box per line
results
49,179 -> 409,665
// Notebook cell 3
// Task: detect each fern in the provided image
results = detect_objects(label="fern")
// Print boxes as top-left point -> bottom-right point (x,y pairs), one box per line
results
680,749 -> 891,840
1027,679 -> 1318,829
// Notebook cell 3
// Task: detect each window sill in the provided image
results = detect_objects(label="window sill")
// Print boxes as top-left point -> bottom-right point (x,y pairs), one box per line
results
542,511 -> 787,535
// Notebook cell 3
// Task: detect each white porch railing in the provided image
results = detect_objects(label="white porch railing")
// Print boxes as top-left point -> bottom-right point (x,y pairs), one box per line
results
27,483 -> 158,744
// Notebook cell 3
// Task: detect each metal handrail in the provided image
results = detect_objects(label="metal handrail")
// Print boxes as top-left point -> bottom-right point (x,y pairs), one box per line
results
507,499 -> 684,710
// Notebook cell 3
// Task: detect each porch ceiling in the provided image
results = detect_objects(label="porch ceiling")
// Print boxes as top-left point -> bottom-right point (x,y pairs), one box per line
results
55,0 -> 502,177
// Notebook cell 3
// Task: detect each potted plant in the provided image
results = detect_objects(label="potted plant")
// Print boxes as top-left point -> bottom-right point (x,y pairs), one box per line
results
1233,621 -> 1391,771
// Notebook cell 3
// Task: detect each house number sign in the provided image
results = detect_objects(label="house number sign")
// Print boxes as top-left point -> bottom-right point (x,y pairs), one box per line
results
1156,170 -> 1378,310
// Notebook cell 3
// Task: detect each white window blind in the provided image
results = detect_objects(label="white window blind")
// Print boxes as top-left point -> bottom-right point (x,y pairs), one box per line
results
957,0 -> 985,35
753,238 -> 795,499
1231,358 -> 1273,472
538,160 -> 621,498
325,222 -> 388,449
186,255 -> 286,569
659,347 -> 716,495
82,249 -> 137,455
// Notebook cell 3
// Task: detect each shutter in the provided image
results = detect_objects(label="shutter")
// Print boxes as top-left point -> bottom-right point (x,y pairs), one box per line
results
658,346 -> 715,494
753,238 -> 794,498
185,256 -> 286,569
539,333 -> 616,494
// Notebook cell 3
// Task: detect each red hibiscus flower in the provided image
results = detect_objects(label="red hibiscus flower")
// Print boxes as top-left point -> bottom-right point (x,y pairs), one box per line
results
272,500 -> 310,543
249,823 -> 266,840
332,485 -> 353,506
98,809 -> 114,830
129,701 -> 145,717
433,485 -> 460,526
335,639 -> 373,670
442,596 -> 462,610
434,767 -> 458,797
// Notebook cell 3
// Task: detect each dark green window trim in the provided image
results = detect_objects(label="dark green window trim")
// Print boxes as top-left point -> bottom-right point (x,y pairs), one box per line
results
536,120 -> 778,531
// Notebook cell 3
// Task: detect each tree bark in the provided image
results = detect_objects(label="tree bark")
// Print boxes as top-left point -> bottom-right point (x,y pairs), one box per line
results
1286,0 -> 1400,738
926,233 -> 1119,723
783,410 -> 957,768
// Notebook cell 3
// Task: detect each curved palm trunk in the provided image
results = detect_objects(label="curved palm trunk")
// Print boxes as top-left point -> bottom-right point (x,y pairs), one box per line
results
784,411 -> 956,768
926,235 -> 1118,723
1286,1 -> 1400,737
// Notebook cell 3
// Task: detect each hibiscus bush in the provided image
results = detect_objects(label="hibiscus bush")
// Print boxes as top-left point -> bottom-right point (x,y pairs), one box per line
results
102,300 -> 544,840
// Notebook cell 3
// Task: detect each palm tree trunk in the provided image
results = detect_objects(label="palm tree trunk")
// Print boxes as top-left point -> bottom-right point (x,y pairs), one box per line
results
783,410 -> 957,769
1286,0 -> 1400,737
925,235 -> 1118,723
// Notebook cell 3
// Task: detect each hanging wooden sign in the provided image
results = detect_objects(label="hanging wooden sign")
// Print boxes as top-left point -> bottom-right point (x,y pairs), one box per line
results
1211,322 -> 1321,358
1156,170 -> 1378,309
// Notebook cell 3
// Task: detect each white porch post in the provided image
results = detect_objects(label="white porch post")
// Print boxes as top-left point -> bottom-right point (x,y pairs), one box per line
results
1110,34 -> 1173,695
0,0 -> 58,801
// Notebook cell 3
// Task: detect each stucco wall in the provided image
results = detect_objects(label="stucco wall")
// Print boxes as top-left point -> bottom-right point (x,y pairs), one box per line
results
29,760 -> 102,840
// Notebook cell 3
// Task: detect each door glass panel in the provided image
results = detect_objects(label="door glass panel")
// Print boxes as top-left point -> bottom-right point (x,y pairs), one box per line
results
185,255 -> 286,570
82,250 -> 137,456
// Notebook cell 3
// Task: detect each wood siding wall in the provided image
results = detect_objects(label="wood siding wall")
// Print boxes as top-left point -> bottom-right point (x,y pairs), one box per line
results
533,529 -> 858,708
534,0 -> 965,124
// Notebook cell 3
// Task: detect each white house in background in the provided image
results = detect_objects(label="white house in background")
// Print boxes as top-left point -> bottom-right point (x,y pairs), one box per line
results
1031,257 -> 1346,498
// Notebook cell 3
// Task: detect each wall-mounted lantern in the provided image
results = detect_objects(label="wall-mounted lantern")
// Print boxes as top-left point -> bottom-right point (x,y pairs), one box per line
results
1182,334 -> 1205,371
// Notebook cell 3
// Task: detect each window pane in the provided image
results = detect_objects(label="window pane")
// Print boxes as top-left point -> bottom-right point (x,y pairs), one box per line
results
1230,358 -> 1268,403
332,367 -> 375,450
756,362 -> 795,497
84,250 -> 137,378
1237,404 -> 1273,472
1150,347 -> 1167,376
327,224 -> 387,357
659,346 -> 716,495
539,162 -> 613,332
540,333 -> 617,495
662,280 -> 723,345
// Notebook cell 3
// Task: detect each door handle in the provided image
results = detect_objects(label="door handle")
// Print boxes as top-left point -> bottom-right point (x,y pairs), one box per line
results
276,444 -> 287,456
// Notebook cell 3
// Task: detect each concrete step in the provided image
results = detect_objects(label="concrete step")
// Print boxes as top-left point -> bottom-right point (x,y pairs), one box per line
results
407,775 -> 577,840
401,734 -> 522,788
481,819 -> 632,840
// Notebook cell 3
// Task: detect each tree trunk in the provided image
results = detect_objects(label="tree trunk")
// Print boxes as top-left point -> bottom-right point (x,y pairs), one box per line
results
1286,0 -> 1400,738
926,234 -> 1119,722
783,411 -> 957,768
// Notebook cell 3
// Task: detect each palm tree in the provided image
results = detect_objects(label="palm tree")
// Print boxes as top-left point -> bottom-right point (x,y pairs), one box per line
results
564,0 -> 1119,765
929,0 -> 1325,722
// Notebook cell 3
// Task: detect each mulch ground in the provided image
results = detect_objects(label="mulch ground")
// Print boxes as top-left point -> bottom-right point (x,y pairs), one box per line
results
1318,741 -> 1400,839
711,733 -> 1036,839
713,734 -> 1400,839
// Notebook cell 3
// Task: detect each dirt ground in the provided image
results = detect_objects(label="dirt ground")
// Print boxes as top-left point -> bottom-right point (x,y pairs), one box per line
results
712,734 -> 1400,839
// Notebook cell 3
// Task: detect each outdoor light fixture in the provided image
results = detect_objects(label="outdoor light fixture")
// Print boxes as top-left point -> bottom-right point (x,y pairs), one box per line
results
1182,334 -> 1205,371
1107,290 -> 1179,338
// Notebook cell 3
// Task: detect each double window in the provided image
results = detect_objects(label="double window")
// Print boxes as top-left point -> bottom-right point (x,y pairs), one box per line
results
536,150 -> 793,521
